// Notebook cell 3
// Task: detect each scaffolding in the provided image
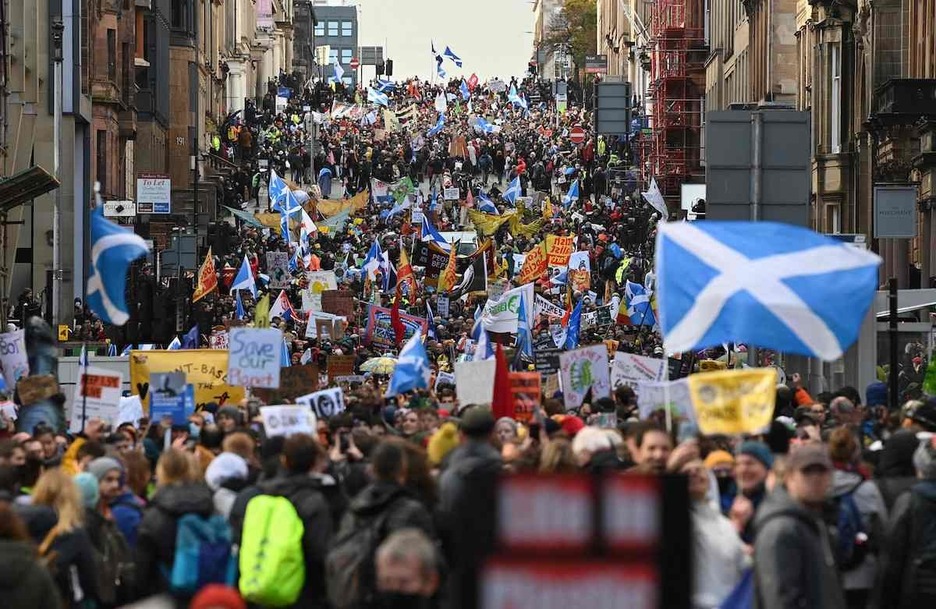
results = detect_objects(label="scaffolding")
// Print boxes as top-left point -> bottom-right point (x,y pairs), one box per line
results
641,0 -> 705,207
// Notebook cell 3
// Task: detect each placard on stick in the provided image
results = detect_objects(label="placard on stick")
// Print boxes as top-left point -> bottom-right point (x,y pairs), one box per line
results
321,290 -> 355,317
253,365 -> 320,404
228,328 -> 283,389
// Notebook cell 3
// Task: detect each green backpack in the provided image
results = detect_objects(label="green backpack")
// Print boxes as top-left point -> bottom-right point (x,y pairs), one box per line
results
238,495 -> 306,606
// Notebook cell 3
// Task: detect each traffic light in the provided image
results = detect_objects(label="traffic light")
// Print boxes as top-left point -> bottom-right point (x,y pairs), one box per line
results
376,61 -> 385,76
384,59 -> 393,76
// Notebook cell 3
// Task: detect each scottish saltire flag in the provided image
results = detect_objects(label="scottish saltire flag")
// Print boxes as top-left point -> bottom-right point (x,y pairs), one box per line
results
367,87 -> 389,107
78,344 -> 89,367
471,305 -> 493,361
502,176 -> 521,205
478,196 -> 499,214
516,293 -> 534,358
426,303 -> 437,340
381,254 -> 397,293
421,215 -> 452,251
235,289 -> 246,320
120,344 -> 133,356
376,78 -> 395,93
562,179 -> 580,207
86,206 -> 150,326
625,280 -> 656,327
431,41 -> 447,78
333,61 -> 345,82
642,177 -> 668,219
270,290 -> 297,322
107,343 -> 117,357
564,298 -> 584,350
181,325 -> 199,349
230,255 -> 257,297
363,238 -> 384,279
385,331 -> 431,397
300,348 -> 312,365
281,338 -> 292,367
459,80 -> 470,101
443,46 -> 463,67
427,113 -> 445,137
166,336 -> 182,350
269,170 -> 290,210
473,117 -> 498,134
655,222 -> 882,360
508,84 -> 528,110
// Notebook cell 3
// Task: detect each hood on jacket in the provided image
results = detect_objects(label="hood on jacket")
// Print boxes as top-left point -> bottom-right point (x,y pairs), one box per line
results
151,483 -> 214,518
0,540 -> 37,587
348,481 -> 411,518
830,468 -> 865,496
753,486 -> 822,534
878,430 -> 920,478
14,504 -> 57,543
258,471 -> 336,500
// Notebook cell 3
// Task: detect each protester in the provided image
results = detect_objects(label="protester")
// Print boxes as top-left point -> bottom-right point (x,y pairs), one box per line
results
0,502 -> 62,609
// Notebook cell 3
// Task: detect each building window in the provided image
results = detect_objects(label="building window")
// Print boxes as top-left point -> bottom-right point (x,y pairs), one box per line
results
329,49 -> 338,65
341,48 -> 352,64
96,130 -> 107,189
171,0 -> 189,30
107,29 -> 117,81
341,20 -> 352,37
826,203 -> 840,234
830,42 -> 841,153
314,21 -> 324,36
327,21 -> 339,36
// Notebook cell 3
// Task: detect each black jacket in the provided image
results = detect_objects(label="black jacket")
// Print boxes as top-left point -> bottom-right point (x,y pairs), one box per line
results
338,481 -> 434,539
878,480 -> 936,609
0,539 -> 62,609
134,482 -> 215,597
17,504 -> 99,608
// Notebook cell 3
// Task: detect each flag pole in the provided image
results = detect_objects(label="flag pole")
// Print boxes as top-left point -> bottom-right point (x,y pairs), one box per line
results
80,183 -> 102,434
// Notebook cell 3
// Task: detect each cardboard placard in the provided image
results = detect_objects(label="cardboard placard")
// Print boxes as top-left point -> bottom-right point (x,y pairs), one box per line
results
436,296 -> 450,318
209,331 -> 229,350
296,387 -> 346,418
327,355 -> 356,380
253,364 -> 319,404
70,367 -> 123,432
266,251 -> 291,289
16,375 -> 61,406
228,328 -> 283,389
509,372 -> 541,423
260,405 -> 317,437
454,360 -> 495,406
0,329 -> 30,386
559,345 -> 611,410
534,348 -> 562,378
129,350 -> 245,411
321,290 -> 355,317
611,353 -> 667,385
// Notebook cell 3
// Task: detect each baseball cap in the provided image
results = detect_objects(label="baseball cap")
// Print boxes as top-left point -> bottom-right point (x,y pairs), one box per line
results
786,443 -> 832,472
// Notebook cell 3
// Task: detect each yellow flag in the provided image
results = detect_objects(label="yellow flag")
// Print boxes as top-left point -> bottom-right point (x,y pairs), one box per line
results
254,293 -> 271,328
468,209 -> 514,237
437,244 -> 458,292
315,190 -> 369,217
543,197 -> 554,220
192,247 -> 218,303
516,242 -> 548,284
688,368 -> 778,435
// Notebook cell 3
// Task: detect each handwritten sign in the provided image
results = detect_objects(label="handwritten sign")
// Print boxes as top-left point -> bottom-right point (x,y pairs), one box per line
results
129,350 -> 245,411
266,251 -> 291,289
611,353 -> 667,385
436,296 -> 450,318
253,365 -> 319,404
443,187 -> 460,200
545,235 -> 574,268
17,375 -> 60,406
516,242 -> 548,284
688,368 -> 777,435
0,329 -> 29,387
559,345 -> 611,410
117,395 -> 145,427
296,387 -> 345,418
260,405 -> 317,437
509,372 -> 541,423
321,290 -> 355,317
228,328 -> 283,389
634,378 -> 694,422
327,355 -> 356,380
70,367 -> 123,432
209,330 -> 229,350
364,306 -> 428,349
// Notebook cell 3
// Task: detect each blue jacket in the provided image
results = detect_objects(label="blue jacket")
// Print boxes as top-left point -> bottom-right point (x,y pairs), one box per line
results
110,491 -> 143,547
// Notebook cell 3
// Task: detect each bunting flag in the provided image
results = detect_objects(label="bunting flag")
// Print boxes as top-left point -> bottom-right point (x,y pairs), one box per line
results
192,247 -> 218,303
254,292 -> 271,328
437,241 -> 459,292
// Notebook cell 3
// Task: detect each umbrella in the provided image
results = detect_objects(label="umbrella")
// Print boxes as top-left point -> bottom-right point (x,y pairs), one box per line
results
360,356 -> 398,375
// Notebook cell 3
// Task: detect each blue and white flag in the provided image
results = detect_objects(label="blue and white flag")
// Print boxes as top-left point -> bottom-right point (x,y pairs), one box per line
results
269,169 -> 290,210
655,221 -> 882,360
281,338 -> 292,367
363,238 -> 384,279
427,113 -> 445,137
181,325 -> 199,349
367,87 -> 389,107
502,176 -> 521,205
376,78 -> 396,93
230,255 -> 257,298
473,117 -> 498,134
78,344 -> 89,367
120,344 -> 133,357
516,293 -> 534,358
564,298 -> 584,350
235,289 -> 246,320
431,41 -> 447,78
562,179 -> 580,207
333,61 -> 345,82
443,46 -> 463,67
478,193 -> 499,214
421,215 -> 452,251
86,206 -> 150,326
107,343 -> 117,357
426,303 -> 437,340
471,305 -> 493,361
385,331 -> 431,397
507,84 -> 528,110
625,280 -> 656,327
166,336 -> 182,350
459,80 -> 471,101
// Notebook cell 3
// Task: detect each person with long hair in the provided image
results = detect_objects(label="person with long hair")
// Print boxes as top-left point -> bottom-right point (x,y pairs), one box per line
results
19,468 -> 99,608
0,502 -> 62,608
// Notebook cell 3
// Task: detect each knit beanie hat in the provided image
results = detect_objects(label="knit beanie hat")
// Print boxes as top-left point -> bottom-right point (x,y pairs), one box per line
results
74,472 -> 100,509
737,440 -> 774,469
865,382 -> 888,407
703,450 -> 735,470
560,415 -> 586,438
189,584 -> 246,609
427,422 -> 459,466
913,436 -> 936,480
87,456 -> 124,482
204,452 -> 249,492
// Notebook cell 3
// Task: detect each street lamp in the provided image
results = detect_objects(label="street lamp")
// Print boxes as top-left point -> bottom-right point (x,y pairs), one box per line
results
51,18 -> 64,329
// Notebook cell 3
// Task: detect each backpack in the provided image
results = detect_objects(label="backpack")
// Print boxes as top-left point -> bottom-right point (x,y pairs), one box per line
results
238,495 -> 306,606
325,511 -> 391,609
168,514 -> 235,595
831,480 -> 869,571
94,518 -> 136,606
906,491 -> 936,602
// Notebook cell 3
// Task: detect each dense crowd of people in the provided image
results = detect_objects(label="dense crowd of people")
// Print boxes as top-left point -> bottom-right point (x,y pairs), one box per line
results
0,67 -> 934,609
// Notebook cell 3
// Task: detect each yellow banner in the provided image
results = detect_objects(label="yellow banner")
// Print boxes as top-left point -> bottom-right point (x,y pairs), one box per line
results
516,242 -> 548,284
315,190 -> 369,217
546,235 -> 574,268
468,209 -> 513,237
129,350 -> 245,412
255,213 -> 281,230
688,368 -> 778,435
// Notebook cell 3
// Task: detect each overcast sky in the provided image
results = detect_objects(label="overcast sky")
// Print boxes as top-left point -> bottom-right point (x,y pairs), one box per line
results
356,0 -> 535,81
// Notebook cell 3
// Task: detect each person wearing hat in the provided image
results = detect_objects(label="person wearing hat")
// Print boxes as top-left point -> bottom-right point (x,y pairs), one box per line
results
88,456 -> 143,547
878,436 -> 936,607
704,450 -> 736,514
729,440 -> 773,543
754,443 -> 846,609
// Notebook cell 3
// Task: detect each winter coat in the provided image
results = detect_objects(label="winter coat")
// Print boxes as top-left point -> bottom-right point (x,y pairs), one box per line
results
877,480 -> 936,609
337,480 -> 434,539
753,487 -> 846,609
134,482 -> 215,597
829,469 -> 888,591
691,501 -> 750,609
109,491 -> 144,548
0,539 -> 62,609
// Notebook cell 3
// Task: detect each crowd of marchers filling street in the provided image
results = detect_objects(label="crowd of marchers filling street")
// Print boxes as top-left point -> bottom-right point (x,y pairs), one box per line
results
1,39 -> 936,609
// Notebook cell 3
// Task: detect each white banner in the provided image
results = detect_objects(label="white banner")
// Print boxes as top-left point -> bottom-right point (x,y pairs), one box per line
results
260,405 -> 317,437
611,353 -> 667,385
534,294 -> 565,318
0,329 -> 29,386
634,378 -> 695,423
454,360 -> 495,406
297,387 -> 346,418
482,283 -> 535,334
559,345 -> 611,410
436,296 -> 450,318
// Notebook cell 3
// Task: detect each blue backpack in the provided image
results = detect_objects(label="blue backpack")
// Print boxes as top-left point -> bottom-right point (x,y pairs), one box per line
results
833,481 -> 869,571
168,514 -> 236,594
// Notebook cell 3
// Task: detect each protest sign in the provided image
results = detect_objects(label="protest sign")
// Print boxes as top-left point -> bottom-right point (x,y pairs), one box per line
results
321,290 -> 355,317
568,251 -> 591,291
16,375 -> 60,406
559,345 -> 611,410
117,395 -> 145,427
482,284 -> 535,334
150,372 -> 195,426
443,187 -> 460,200
534,348 -> 562,378
434,371 -> 456,391
688,368 -> 777,435
545,235 -> 574,269
304,312 -> 344,339
253,365 -> 319,403
209,330 -> 229,350
228,328 -> 283,389
334,375 -> 366,385
534,295 -> 564,319
509,372 -> 541,423
260,405 -> 316,438
488,279 -> 507,302
436,296 -> 450,318
365,305 -> 428,349
516,242 -> 547,284
0,329 -> 29,386
266,251 -> 290,289
70,367 -> 123,432
129,350 -> 245,411
634,378 -> 694,422
454,359 -> 495,406
611,353 -> 667,386
327,355 -> 356,380
297,387 -> 345,418
304,270 -> 338,311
